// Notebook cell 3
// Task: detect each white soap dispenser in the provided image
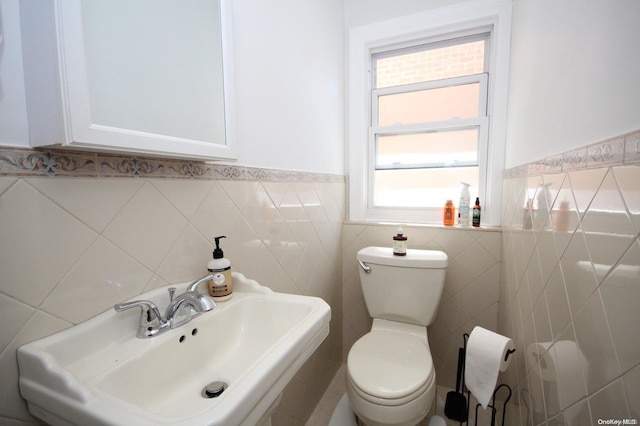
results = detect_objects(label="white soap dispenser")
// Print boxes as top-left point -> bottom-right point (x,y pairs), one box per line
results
458,182 -> 471,226
207,236 -> 233,301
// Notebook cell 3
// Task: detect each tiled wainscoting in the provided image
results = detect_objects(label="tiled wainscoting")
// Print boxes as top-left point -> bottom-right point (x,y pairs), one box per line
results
0,148 -> 344,425
342,222 -> 502,390
3,128 -> 638,426
500,130 -> 640,424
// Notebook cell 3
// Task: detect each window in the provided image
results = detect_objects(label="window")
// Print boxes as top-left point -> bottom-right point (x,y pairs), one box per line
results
348,1 -> 512,226
372,35 -> 488,209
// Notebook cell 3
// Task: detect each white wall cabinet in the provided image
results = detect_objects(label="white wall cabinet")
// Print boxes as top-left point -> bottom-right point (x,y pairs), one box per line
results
19,0 -> 236,160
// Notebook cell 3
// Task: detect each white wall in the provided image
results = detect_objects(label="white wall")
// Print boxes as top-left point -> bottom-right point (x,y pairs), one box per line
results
0,0 -> 345,174
232,0 -> 345,174
344,0 -> 469,28
506,0 -> 640,168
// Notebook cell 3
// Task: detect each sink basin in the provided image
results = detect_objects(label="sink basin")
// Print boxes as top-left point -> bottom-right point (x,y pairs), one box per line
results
18,273 -> 330,426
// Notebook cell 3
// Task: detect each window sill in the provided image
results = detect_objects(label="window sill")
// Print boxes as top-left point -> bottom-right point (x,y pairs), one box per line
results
342,220 -> 503,232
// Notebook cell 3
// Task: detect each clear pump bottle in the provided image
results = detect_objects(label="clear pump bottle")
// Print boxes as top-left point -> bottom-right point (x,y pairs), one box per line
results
458,182 -> 471,226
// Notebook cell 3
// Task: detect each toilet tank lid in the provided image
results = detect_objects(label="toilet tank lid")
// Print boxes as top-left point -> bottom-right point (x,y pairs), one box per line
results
357,247 -> 448,268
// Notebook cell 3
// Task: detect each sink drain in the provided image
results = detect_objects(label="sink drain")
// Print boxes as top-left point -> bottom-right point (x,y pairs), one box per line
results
202,381 -> 227,399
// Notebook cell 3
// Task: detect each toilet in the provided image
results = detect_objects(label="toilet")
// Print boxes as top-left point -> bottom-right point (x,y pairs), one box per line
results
346,246 -> 448,426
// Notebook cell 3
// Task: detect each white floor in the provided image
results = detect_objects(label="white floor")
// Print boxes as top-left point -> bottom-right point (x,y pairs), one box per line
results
306,364 -> 496,426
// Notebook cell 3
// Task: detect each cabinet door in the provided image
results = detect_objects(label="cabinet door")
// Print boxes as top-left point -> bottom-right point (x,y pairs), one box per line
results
21,0 -> 236,161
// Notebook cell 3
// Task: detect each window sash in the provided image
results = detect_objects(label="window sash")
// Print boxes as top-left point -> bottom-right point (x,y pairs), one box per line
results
371,33 -> 490,89
372,73 -> 488,127
367,117 -> 489,211
367,72 -> 489,208
371,121 -> 484,170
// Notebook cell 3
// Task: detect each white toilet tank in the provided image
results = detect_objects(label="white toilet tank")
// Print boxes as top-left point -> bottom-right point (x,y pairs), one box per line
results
357,246 -> 447,326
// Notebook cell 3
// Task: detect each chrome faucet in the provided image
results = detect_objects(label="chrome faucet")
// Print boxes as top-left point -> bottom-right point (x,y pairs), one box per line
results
114,274 -> 216,338
165,288 -> 216,327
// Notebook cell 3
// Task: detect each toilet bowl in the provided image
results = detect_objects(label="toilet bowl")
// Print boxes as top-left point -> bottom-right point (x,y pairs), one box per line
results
346,319 -> 436,426
346,247 -> 447,426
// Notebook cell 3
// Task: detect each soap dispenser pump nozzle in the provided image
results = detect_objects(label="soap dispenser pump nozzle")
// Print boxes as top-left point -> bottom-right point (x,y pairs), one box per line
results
213,235 -> 226,259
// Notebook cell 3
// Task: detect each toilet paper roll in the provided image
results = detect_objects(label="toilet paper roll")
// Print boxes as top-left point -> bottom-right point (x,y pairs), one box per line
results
464,326 -> 515,409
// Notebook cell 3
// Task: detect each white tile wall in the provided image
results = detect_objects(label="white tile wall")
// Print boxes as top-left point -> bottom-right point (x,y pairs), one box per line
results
501,162 -> 640,424
0,171 -> 344,425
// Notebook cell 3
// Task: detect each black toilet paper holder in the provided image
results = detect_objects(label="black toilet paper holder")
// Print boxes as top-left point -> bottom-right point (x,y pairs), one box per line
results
451,334 -> 514,426
504,348 -> 516,362
473,383 -> 512,426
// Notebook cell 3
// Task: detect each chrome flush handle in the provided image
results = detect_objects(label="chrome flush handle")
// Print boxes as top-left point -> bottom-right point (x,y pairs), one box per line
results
358,259 -> 371,273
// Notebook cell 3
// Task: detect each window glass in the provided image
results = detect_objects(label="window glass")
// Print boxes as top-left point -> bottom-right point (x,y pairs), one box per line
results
375,128 -> 479,170
374,127 -> 480,208
377,82 -> 481,126
373,167 -> 479,208
374,39 -> 485,88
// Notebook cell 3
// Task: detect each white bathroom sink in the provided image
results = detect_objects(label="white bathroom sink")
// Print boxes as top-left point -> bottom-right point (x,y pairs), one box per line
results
17,273 -> 330,426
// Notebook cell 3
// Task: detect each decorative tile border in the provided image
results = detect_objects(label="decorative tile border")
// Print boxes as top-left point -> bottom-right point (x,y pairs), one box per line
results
7,129 -> 636,182
562,147 -> 588,171
0,147 -> 345,183
624,131 -> 640,163
504,129 -> 640,178
587,135 -> 625,168
0,149 -> 97,176
544,154 -> 563,173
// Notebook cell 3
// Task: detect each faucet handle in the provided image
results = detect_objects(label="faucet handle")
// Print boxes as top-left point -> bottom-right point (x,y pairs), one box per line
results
114,300 -> 166,338
115,300 -> 161,317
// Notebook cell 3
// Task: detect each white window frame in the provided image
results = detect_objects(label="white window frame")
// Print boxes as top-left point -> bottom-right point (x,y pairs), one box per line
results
347,0 -> 512,227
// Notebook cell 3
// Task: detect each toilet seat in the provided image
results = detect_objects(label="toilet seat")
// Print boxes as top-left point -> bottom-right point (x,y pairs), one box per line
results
347,329 -> 434,406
